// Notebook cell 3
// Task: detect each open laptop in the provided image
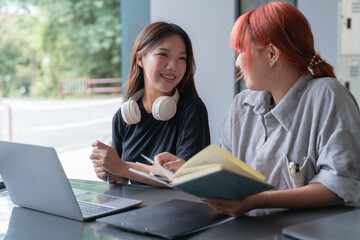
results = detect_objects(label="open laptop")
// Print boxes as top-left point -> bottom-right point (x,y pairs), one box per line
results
282,209 -> 360,240
0,141 -> 142,221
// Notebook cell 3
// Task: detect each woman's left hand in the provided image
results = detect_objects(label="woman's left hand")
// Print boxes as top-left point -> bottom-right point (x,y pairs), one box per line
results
205,183 -> 345,217
205,195 -> 258,217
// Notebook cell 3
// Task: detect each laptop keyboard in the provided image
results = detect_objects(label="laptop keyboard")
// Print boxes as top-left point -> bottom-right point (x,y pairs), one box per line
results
77,200 -> 115,217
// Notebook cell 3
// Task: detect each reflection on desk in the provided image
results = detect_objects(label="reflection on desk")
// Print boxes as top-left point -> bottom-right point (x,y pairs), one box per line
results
191,205 -> 356,240
4,206 -> 157,240
5,207 -> 85,240
0,179 -> 358,240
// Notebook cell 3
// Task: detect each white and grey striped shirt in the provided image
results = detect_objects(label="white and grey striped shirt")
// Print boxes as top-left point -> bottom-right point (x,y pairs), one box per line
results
220,72 -> 360,206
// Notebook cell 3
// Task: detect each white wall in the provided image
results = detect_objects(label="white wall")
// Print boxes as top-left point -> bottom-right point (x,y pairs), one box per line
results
150,0 -> 236,144
297,0 -> 339,74
149,0 -> 343,144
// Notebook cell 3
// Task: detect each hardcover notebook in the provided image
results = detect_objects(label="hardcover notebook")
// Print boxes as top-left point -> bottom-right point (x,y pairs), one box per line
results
131,144 -> 274,200
98,199 -> 234,239
0,141 -> 142,221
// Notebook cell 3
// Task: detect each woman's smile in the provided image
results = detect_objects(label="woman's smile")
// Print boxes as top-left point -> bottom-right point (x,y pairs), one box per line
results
160,73 -> 177,83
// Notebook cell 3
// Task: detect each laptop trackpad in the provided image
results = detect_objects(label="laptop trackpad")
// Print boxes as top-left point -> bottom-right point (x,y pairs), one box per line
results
73,188 -> 141,208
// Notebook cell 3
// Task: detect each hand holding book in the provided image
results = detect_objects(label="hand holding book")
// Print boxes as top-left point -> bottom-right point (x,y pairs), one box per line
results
130,145 -> 274,200
140,154 -> 175,180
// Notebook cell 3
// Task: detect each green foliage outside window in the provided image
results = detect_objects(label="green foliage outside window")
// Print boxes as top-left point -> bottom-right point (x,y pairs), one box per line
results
0,0 -> 121,98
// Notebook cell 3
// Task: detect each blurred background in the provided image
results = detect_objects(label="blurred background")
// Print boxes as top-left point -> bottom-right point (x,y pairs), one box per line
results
0,0 -> 122,181
1,0 -> 359,181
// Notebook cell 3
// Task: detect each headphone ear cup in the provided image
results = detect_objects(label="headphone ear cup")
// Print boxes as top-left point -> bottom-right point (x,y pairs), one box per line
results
152,96 -> 177,121
121,99 -> 141,124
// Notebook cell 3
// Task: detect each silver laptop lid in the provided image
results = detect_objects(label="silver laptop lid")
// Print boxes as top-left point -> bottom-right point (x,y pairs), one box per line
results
0,141 -> 84,221
282,209 -> 360,240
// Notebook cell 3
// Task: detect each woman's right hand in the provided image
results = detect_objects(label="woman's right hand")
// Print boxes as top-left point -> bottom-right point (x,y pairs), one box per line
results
155,152 -> 186,172
93,167 -> 118,182
90,140 -> 127,180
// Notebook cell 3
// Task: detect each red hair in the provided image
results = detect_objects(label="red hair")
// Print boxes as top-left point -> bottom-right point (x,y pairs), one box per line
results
231,1 -> 336,78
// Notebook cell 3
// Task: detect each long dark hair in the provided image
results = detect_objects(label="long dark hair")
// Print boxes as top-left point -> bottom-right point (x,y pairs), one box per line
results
125,22 -> 198,100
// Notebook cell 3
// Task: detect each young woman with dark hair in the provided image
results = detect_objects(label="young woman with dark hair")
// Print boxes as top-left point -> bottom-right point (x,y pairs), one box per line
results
90,22 -> 210,185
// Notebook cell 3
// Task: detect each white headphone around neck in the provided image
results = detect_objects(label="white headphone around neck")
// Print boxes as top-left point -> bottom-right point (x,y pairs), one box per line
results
121,88 -> 180,125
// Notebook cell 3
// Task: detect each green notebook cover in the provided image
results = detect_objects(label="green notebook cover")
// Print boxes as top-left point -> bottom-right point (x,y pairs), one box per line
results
172,168 -> 273,200
130,168 -> 274,200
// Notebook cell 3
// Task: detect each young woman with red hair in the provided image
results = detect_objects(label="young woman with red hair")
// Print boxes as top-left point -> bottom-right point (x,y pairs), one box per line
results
156,1 -> 360,216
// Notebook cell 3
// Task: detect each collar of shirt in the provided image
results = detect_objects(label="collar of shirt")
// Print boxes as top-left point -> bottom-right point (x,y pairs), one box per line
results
242,72 -> 314,131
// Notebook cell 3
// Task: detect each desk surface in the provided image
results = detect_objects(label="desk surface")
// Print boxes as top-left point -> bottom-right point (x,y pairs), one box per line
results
0,179 -> 356,240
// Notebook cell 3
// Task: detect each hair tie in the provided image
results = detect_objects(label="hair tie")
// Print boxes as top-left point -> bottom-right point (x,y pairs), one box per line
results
309,54 -> 325,67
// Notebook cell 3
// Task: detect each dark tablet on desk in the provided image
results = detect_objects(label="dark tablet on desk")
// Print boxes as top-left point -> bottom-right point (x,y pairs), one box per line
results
282,209 -> 360,240
97,199 -> 234,239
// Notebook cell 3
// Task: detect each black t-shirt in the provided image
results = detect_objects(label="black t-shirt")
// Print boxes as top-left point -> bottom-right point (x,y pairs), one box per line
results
112,95 -> 211,170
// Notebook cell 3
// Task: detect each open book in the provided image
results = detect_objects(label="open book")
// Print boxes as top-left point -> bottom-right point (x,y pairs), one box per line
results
130,144 -> 274,200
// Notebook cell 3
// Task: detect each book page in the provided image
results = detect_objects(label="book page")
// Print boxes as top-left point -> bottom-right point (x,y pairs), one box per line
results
173,145 -> 265,181
140,154 -> 174,180
134,162 -> 170,181
171,163 -> 220,180
129,168 -> 172,187
171,165 -> 223,184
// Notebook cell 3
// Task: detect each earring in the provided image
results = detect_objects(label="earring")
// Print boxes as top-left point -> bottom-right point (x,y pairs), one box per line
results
270,61 -> 275,68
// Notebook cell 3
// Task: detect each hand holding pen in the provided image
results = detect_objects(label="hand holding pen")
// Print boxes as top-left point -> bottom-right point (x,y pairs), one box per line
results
90,140 -> 125,183
107,175 -> 111,184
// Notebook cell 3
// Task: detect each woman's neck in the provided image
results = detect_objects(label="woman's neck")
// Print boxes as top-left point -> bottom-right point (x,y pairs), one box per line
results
142,91 -> 158,113
142,88 -> 175,113
270,65 -> 302,106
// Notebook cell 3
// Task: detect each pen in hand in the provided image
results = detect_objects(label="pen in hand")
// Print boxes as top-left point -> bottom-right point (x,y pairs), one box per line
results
107,175 -> 111,184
